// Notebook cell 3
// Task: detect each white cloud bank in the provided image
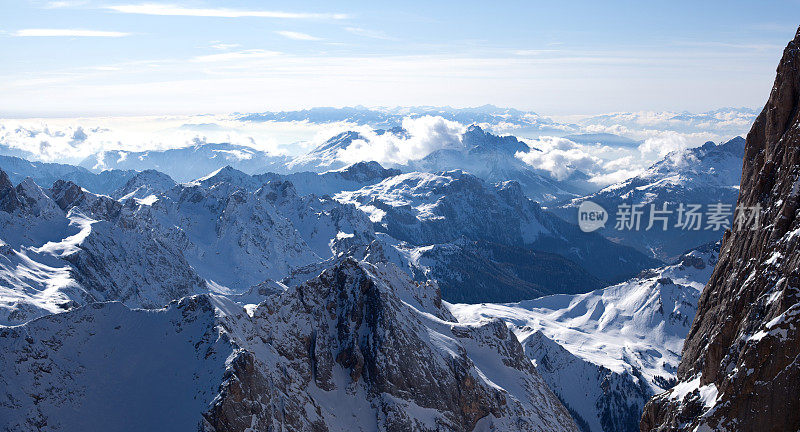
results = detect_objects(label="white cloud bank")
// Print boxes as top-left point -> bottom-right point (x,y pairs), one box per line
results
516,131 -> 702,187
335,116 -> 465,166
0,116 -> 344,163
516,137 -> 606,181
0,108 -> 754,189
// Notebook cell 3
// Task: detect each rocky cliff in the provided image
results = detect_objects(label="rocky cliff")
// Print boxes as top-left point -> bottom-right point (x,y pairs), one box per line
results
641,27 -> 800,432
0,259 -> 579,431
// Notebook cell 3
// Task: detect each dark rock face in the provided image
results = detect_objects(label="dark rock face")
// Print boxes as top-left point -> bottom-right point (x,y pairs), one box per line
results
203,260 -> 579,431
641,27 -> 800,432
408,238 -> 603,303
0,169 -> 22,213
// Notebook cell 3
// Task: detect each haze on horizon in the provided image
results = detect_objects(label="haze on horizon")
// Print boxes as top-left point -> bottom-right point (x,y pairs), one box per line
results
1,0 -> 799,117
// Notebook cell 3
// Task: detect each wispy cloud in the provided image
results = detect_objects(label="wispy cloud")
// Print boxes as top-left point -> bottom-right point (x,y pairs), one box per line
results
345,27 -> 397,41
513,49 -> 561,56
209,41 -> 241,50
13,28 -> 131,37
106,4 -> 348,20
191,49 -> 282,63
275,31 -> 321,41
43,1 -> 88,8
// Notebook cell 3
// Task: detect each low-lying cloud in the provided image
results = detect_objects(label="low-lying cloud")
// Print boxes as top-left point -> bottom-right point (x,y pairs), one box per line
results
334,116 -> 465,166
515,137 -> 604,181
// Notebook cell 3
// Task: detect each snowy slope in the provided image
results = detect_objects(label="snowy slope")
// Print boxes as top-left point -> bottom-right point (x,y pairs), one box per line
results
0,163 -> 391,325
0,259 -> 579,432
0,298 -> 234,431
112,169 -> 177,202
259,161 -> 402,197
286,130 -> 370,172
336,170 -> 660,300
128,167 -> 373,291
450,243 -> 719,432
0,154 -> 135,195
406,125 -> 589,202
554,137 -> 744,261
80,142 -> 291,182
0,171 -> 207,325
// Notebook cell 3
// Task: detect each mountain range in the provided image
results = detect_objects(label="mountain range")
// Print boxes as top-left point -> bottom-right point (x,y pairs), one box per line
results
72,125 -> 597,203
336,169 -> 659,301
0,259 -> 579,431
453,242 -> 719,432
80,141 -> 292,182
0,72 -> 780,432
554,136 -> 745,261
0,114 -> 760,431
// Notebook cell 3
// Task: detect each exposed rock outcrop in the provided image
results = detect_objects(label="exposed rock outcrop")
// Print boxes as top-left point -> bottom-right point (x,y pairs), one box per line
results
203,259 -> 579,431
641,26 -> 800,432
0,259 -> 579,431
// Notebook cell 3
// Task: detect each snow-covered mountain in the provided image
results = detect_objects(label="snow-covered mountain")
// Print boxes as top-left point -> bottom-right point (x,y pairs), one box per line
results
112,169 -> 177,201
280,125 -> 592,202
0,170 -> 207,325
80,141 -> 292,182
336,170 -> 660,302
0,164 -> 382,324
0,258 -> 579,432
0,154 -> 135,195
396,238 -> 604,303
260,161 -> 402,196
405,125 -> 592,202
126,166 -> 376,291
554,137 -> 745,261
286,130 -> 375,173
451,242 -> 719,432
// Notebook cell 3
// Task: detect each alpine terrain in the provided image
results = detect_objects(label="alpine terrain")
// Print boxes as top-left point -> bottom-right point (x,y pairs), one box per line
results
641,27 -> 800,432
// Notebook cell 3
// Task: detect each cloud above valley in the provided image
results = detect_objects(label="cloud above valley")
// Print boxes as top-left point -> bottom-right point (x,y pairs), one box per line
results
0,107 -> 756,189
334,116 -> 465,166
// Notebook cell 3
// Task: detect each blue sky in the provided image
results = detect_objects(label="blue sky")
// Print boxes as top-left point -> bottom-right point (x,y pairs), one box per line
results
1,0 -> 798,117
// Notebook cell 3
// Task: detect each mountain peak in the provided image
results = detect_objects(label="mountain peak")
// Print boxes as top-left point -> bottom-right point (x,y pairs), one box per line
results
114,169 -> 176,201
333,161 -> 401,182
50,179 -> 85,211
462,124 -> 530,154
0,169 -> 22,213
194,165 -> 253,188
312,130 -> 364,153
0,169 -> 13,191
718,135 -> 746,155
